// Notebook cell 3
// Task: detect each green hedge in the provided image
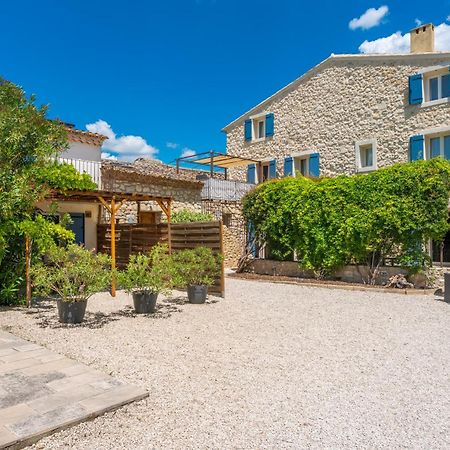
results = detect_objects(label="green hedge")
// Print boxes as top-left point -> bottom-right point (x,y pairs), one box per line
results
243,159 -> 450,281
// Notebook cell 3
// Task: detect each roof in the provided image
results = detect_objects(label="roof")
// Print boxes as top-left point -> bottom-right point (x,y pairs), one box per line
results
186,152 -> 260,168
222,51 -> 450,132
101,159 -> 205,189
46,189 -> 171,204
67,128 -> 108,147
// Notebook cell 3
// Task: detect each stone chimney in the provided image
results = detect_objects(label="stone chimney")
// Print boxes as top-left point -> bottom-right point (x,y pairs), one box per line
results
410,23 -> 435,53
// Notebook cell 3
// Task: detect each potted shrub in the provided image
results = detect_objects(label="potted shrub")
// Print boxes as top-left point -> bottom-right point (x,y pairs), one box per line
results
31,244 -> 111,324
173,247 -> 222,304
117,244 -> 173,313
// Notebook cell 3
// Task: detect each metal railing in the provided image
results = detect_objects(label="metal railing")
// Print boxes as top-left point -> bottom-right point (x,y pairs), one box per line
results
201,178 -> 254,201
57,157 -> 102,188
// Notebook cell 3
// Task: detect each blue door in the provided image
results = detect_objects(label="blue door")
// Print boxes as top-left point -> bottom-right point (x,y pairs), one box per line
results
68,213 -> 85,245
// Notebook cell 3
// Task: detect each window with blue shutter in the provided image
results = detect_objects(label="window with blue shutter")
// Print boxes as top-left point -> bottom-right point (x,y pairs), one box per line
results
409,74 -> 423,105
409,135 -> 424,161
269,159 -> 277,179
309,153 -> 320,177
284,156 -> 294,177
247,163 -> 256,184
265,113 -> 274,137
244,119 -> 252,141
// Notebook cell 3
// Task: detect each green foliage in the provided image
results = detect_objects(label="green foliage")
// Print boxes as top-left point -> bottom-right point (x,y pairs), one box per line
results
169,209 -> 213,224
117,244 -> 176,295
31,245 -> 111,302
243,159 -> 450,282
172,247 -> 222,286
36,162 -> 97,191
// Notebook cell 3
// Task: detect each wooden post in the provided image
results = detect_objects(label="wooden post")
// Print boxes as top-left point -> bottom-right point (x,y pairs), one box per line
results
219,220 -> 225,297
210,151 -> 214,177
167,199 -> 172,254
110,197 -> 116,297
137,201 -> 141,223
25,236 -> 32,308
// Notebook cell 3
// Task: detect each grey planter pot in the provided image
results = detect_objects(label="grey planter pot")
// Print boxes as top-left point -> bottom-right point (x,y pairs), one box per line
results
57,299 -> 87,324
187,285 -> 208,304
132,291 -> 158,313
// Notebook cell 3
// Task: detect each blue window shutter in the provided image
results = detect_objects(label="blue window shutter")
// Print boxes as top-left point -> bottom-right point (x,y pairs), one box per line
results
269,159 -> 277,179
244,119 -> 252,141
265,113 -> 274,137
309,153 -> 320,177
247,163 -> 256,184
409,74 -> 423,105
284,156 -> 294,176
409,135 -> 424,161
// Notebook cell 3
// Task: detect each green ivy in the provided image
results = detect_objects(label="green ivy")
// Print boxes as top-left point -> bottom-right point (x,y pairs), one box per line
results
37,162 -> 97,191
243,159 -> 450,282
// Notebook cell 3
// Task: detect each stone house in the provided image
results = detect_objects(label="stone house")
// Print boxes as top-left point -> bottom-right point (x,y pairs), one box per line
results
222,23 -> 450,264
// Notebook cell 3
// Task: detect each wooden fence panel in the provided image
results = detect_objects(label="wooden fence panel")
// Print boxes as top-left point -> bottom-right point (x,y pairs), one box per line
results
97,221 -> 224,296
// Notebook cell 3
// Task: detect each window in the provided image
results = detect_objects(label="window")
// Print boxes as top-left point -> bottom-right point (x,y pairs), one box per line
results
244,113 -> 274,142
222,213 -> 232,227
355,139 -> 377,172
425,69 -> 450,102
256,120 -> 265,139
294,156 -> 309,176
261,163 -> 269,182
427,133 -> 450,159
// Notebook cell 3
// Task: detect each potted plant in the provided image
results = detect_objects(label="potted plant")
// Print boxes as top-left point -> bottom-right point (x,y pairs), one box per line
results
117,244 -> 173,313
173,247 -> 222,304
31,244 -> 111,323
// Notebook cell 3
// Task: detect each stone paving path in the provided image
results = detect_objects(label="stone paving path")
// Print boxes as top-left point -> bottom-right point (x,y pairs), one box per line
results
0,331 -> 148,449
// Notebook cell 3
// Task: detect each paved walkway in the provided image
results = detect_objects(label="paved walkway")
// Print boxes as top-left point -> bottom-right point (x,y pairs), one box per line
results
0,331 -> 147,449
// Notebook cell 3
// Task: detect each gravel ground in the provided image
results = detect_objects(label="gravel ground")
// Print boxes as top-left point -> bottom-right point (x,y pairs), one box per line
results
1,277 -> 449,449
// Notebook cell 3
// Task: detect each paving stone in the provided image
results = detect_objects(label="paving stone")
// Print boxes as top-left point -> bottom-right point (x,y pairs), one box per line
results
27,385 -> 103,414
0,348 -> 48,363
0,404 -> 36,425
0,425 -> 18,447
0,358 -> 40,374
46,371 -> 107,392
20,358 -> 77,377
14,343 -> 42,352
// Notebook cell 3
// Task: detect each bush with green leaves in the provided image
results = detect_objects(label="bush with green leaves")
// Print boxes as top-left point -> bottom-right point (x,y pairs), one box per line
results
168,209 -> 213,224
37,162 -> 97,191
31,244 -> 111,302
172,247 -> 222,286
243,159 -> 450,283
117,244 -> 176,295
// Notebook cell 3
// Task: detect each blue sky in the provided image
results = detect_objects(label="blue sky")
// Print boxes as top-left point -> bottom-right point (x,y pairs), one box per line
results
2,0 -> 450,163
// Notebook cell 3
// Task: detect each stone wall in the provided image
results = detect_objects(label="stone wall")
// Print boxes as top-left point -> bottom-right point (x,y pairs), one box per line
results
225,54 -> 450,181
248,259 -> 410,286
202,200 -> 246,267
101,177 -> 203,223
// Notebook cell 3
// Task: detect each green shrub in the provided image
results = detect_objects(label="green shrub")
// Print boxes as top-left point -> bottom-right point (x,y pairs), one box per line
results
31,245 -> 111,302
169,209 -> 213,224
243,159 -> 450,282
172,247 -> 222,286
117,244 -> 175,295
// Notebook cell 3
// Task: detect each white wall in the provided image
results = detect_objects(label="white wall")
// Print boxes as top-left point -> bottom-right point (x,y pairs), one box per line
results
62,142 -> 101,162
36,200 -> 100,251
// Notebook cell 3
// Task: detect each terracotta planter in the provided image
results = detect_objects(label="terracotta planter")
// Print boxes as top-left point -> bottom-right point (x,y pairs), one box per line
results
187,285 -> 208,304
57,299 -> 87,324
132,291 -> 158,313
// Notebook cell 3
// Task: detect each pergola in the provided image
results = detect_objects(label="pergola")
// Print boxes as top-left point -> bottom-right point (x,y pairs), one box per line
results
26,189 -> 173,306
176,151 -> 260,179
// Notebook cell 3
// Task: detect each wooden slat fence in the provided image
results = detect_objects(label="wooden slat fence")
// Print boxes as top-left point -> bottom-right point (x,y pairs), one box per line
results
97,221 -> 224,295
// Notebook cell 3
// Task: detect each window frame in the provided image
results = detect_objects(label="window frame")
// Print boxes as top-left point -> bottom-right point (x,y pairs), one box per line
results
248,112 -> 267,142
421,66 -> 450,107
293,155 -> 310,177
355,139 -> 377,173
425,132 -> 450,160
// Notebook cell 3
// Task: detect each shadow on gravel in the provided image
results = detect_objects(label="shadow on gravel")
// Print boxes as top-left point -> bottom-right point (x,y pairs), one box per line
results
23,298 -> 184,329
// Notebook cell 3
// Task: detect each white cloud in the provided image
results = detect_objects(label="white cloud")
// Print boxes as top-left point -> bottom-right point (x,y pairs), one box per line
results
180,147 -> 196,158
358,21 -> 450,53
349,5 -> 389,30
86,120 -> 158,162
166,142 -> 179,149
101,152 -> 117,160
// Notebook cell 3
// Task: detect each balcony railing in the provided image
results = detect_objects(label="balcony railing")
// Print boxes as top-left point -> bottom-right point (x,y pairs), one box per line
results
201,178 -> 254,201
58,157 -> 102,189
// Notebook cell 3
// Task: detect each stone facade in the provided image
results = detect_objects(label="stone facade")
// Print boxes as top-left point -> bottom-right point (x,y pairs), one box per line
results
224,53 -> 450,181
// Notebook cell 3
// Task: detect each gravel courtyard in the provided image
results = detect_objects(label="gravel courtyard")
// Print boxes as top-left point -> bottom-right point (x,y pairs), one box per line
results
1,277 -> 449,449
